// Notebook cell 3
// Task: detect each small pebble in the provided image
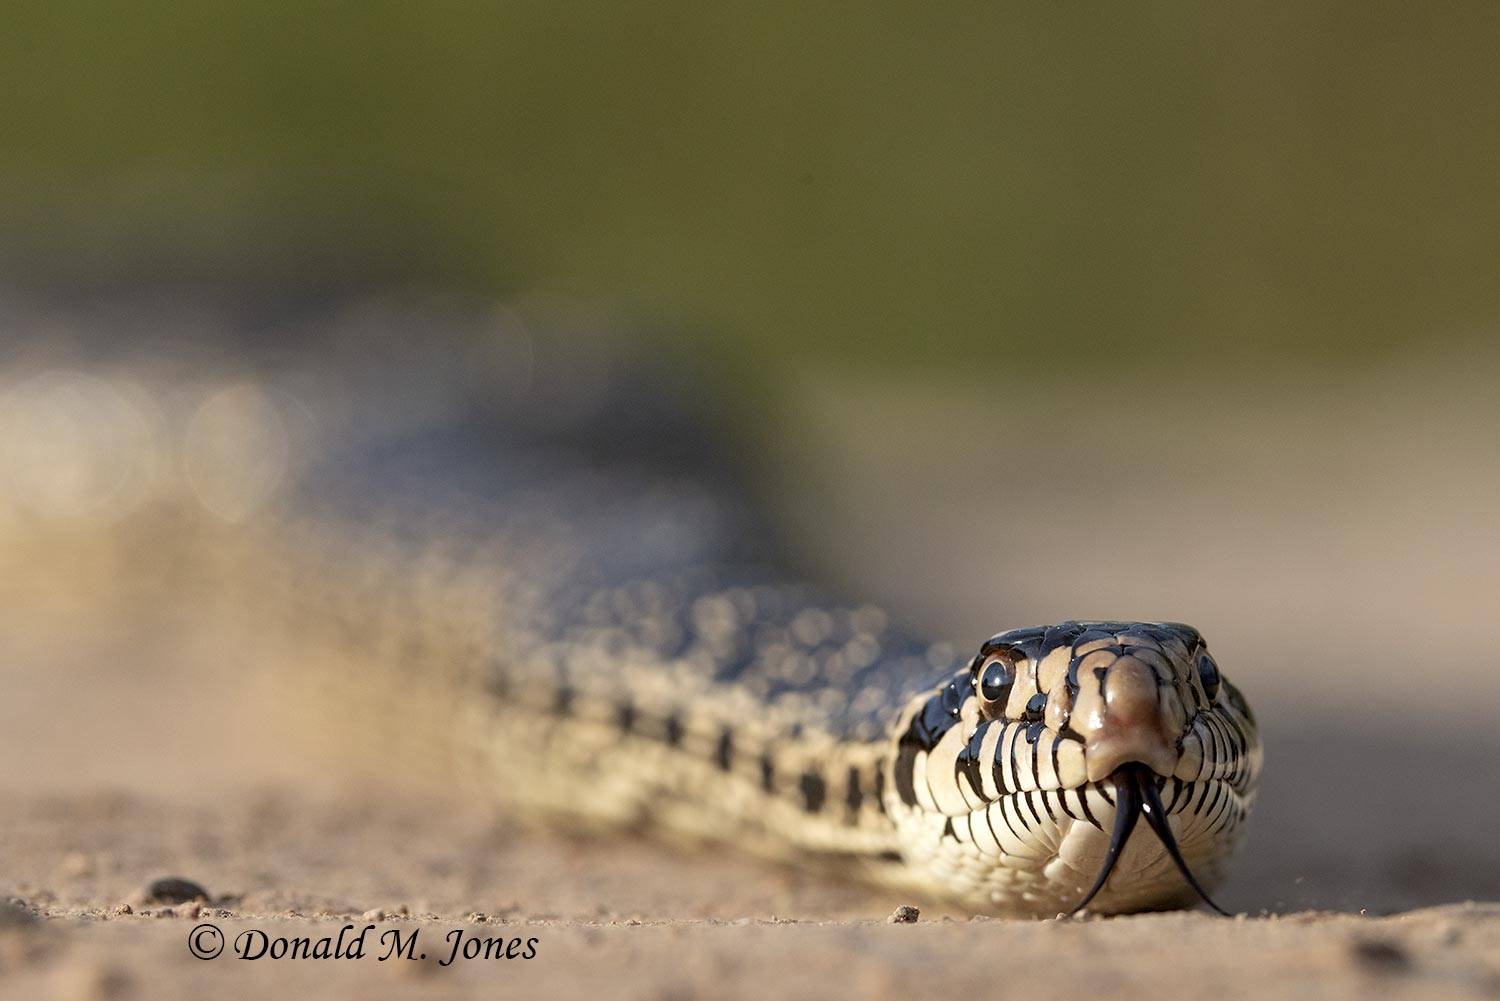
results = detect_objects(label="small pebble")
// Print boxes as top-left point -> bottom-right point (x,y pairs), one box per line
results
112,905 -> 132,916
361,908 -> 385,921
466,912 -> 488,923
887,905 -> 920,924
143,877 -> 210,905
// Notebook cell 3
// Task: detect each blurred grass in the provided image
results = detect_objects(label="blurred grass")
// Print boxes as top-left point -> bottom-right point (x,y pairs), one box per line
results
1,2 -> 1498,374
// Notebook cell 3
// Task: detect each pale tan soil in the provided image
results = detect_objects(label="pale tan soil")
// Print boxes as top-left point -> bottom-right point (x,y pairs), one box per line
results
5,357 -> 1500,999
3,790 -> 1498,1001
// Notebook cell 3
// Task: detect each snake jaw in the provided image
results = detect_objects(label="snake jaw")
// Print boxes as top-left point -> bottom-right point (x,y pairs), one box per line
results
1068,764 -> 1232,917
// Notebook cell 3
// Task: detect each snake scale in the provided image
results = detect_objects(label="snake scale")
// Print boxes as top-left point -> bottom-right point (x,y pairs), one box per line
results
7,294 -> 1263,917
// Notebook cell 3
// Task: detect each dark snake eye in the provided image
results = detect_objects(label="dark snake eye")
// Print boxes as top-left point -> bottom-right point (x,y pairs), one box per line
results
977,657 -> 1016,708
1196,652 -> 1221,702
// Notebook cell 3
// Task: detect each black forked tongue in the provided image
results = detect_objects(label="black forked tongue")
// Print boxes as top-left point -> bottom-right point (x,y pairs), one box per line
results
1067,763 -> 1231,917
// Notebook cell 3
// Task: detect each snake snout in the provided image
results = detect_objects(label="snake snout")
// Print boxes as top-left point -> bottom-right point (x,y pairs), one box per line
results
1076,654 -> 1183,783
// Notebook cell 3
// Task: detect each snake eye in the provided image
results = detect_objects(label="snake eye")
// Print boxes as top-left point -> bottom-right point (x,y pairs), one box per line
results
976,656 -> 1016,713
1196,653 -> 1221,702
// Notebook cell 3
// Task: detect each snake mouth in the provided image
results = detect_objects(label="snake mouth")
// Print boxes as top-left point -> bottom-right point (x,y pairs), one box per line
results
1067,763 -> 1231,917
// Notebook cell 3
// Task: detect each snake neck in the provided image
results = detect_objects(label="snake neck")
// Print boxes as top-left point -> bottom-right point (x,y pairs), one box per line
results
233,424 -> 954,870
469,670 -> 907,863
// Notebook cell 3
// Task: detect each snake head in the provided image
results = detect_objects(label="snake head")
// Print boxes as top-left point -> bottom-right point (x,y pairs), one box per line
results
888,620 -> 1261,915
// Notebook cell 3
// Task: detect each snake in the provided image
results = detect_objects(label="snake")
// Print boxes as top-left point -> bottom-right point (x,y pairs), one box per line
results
5,295 -> 1263,918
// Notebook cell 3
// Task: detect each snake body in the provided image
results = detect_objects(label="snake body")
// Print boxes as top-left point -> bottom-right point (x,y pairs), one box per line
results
7,297 -> 1263,916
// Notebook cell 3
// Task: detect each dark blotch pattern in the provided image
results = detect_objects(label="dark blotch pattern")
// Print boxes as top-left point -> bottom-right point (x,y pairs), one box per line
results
715,728 -> 734,771
799,771 -> 827,812
844,765 -> 863,813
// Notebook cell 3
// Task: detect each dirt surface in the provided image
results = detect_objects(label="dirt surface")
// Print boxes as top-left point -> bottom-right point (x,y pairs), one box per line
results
5,359 -> 1500,999
4,790 -> 1499,1001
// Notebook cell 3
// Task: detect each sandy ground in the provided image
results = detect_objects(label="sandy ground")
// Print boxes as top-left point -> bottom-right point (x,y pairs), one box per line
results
4,790 -> 1499,1001
4,355 -> 1500,999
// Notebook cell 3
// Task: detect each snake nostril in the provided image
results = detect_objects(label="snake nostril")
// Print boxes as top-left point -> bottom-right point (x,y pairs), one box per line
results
1023,692 -> 1047,720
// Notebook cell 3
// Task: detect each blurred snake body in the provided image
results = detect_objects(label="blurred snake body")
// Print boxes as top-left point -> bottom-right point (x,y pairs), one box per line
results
10,301 -> 1263,916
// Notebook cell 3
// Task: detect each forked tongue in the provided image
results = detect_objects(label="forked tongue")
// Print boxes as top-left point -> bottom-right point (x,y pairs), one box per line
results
1068,763 -> 1231,917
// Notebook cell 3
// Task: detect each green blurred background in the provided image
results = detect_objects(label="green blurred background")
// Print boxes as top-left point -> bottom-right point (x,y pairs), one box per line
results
4,2 -> 1498,373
